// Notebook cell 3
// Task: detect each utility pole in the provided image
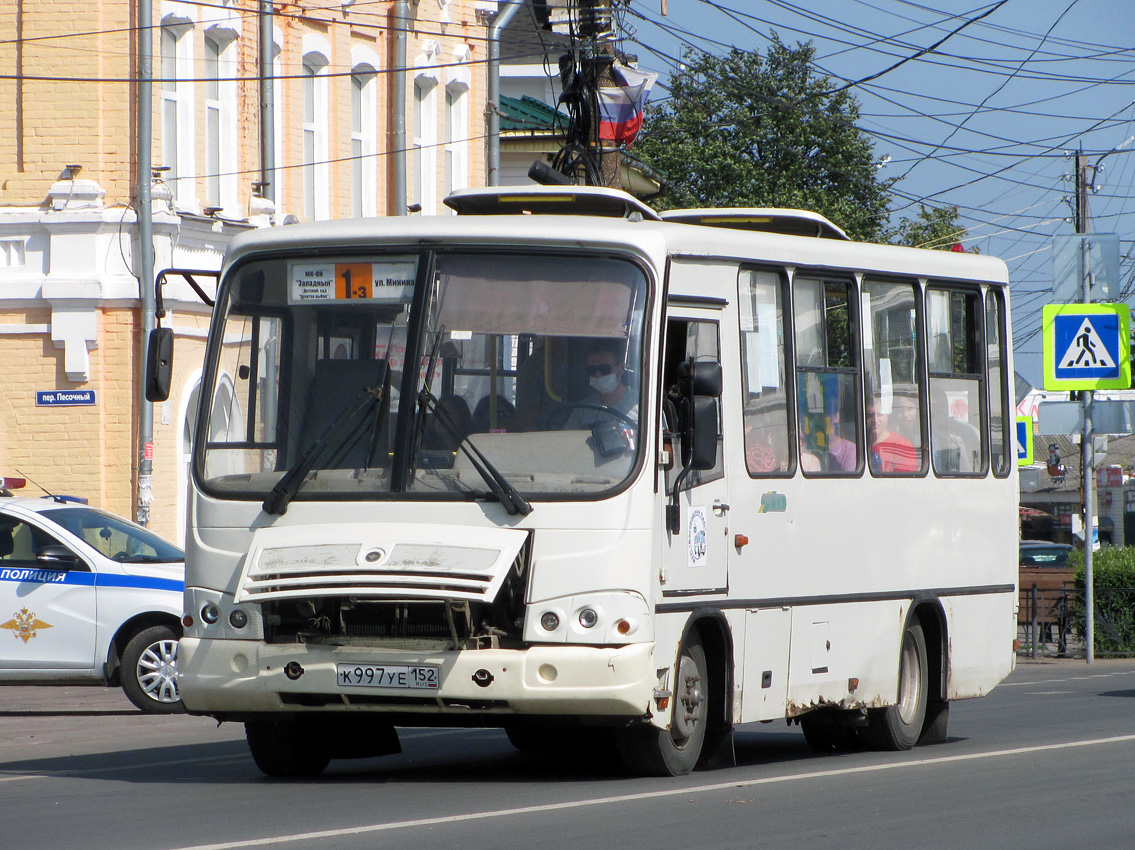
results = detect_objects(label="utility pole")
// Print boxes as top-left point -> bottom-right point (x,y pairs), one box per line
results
135,0 -> 155,526
1075,148 -> 1096,663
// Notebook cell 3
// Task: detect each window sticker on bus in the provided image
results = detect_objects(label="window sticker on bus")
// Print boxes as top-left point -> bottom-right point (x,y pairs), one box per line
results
288,260 -> 417,303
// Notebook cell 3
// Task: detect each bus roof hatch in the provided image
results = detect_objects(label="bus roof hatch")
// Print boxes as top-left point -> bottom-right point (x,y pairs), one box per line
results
659,208 -> 850,240
444,186 -> 662,221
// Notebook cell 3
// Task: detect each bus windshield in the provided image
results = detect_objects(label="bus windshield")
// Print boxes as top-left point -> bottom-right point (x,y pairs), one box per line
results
197,250 -> 649,503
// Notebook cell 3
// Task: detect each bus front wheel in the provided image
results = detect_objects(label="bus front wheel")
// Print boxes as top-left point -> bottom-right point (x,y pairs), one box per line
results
863,622 -> 928,751
616,633 -> 708,776
245,718 -> 332,778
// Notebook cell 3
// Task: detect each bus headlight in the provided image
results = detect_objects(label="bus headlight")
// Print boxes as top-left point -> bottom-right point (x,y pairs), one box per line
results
539,611 -> 560,631
229,609 -> 249,629
200,603 -> 220,624
525,592 -> 650,644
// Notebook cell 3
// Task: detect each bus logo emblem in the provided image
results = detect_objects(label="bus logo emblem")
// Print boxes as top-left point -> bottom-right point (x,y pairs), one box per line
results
759,492 -> 787,513
687,507 -> 708,568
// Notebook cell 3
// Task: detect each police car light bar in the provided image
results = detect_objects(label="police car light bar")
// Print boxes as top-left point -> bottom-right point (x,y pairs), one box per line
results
0,477 -> 27,493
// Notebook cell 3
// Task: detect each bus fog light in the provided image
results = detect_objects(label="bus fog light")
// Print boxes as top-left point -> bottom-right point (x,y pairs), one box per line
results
540,611 -> 560,631
229,609 -> 249,629
200,603 -> 220,624
578,608 -> 599,629
538,664 -> 557,682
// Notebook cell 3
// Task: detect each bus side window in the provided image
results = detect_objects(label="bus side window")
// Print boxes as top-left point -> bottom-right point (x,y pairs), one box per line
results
739,269 -> 791,476
794,275 -> 861,476
927,286 -> 987,476
662,318 -> 723,492
986,289 -> 1011,477
862,278 -> 924,476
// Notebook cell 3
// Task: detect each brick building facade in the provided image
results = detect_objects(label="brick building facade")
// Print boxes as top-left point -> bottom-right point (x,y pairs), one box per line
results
1,0 -> 489,542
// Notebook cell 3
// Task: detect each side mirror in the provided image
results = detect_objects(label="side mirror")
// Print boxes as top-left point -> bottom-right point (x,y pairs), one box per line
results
687,396 -> 719,470
145,327 -> 174,402
36,545 -> 80,569
677,361 -> 722,398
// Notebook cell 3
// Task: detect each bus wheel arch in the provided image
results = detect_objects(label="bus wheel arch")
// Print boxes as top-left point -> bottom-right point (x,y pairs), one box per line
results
616,611 -> 734,775
862,600 -> 948,750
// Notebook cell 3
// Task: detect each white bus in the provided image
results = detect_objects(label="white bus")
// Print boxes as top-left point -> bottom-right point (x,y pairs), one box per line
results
151,186 -> 1017,777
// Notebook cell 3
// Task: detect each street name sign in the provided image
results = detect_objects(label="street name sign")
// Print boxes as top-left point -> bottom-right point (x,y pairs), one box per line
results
1042,303 -> 1130,390
1036,399 -> 1135,436
35,390 -> 96,406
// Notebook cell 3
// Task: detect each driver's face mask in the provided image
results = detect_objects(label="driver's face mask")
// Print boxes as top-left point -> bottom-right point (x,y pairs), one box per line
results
590,371 -> 620,394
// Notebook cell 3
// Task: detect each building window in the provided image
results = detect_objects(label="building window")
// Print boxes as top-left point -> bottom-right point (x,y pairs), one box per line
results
413,76 -> 438,214
301,49 -> 329,221
204,35 -> 222,208
160,22 -> 197,209
351,68 -> 377,218
444,46 -> 472,203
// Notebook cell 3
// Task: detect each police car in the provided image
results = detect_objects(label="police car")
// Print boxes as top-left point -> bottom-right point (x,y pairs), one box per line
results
0,477 -> 185,713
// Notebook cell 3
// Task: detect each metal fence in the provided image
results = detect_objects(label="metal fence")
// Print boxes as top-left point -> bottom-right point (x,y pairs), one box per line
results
1018,584 -> 1135,658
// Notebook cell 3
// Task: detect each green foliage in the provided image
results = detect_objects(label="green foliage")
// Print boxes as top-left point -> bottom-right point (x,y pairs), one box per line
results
884,204 -> 976,252
635,37 -> 891,242
1067,547 -> 1135,655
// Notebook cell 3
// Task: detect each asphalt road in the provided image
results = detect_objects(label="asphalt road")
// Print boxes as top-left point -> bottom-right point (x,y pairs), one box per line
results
2,658 -> 1133,850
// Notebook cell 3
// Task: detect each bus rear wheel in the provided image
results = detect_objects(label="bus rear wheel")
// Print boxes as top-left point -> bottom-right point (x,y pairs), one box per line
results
863,622 -> 928,751
245,718 -> 332,778
616,633 -> 708,776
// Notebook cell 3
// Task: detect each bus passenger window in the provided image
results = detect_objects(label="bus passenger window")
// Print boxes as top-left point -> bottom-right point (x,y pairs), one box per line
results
794,276 -> 860,476
739,269 -> 791,476
986,289 -> 1011,477
927,287 -> 986,476
862,278 -> 924,475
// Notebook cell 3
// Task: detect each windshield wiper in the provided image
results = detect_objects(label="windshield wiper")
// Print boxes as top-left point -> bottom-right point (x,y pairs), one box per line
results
417,389 -> 532,517
263,381 -> 387,516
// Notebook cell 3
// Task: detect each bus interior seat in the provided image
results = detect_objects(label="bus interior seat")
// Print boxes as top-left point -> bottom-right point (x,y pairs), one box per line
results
422,394 -> 473,451
473,395 -> 518,433
301,358 -> 388,468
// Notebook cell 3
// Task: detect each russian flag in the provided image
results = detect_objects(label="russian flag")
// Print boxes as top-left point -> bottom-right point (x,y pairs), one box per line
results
597,62 -> 658,148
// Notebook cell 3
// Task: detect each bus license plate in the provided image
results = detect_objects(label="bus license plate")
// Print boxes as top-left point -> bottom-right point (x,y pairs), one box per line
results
336,663 -> 440,690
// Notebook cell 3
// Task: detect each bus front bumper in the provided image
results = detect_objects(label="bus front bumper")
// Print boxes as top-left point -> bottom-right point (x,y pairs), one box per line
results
177,638 -> 658,718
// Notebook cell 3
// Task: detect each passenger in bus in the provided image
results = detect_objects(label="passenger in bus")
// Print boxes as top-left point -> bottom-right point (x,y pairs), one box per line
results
821,404 -> 858,472
866,396 -> 919,474
564,340 -> 638,429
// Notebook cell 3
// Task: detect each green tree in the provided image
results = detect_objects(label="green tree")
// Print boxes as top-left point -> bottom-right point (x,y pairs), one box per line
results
885,204 -> 975,251
635,37 -> 890,241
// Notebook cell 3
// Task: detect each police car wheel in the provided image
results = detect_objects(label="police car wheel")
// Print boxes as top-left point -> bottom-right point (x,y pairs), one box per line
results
121,625 -> 185,714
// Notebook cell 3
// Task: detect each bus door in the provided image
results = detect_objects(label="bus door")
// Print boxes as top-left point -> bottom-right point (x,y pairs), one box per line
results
659,309 -> 730,594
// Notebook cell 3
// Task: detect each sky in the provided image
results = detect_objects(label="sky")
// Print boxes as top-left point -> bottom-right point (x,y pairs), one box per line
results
618,0 -> 1135,388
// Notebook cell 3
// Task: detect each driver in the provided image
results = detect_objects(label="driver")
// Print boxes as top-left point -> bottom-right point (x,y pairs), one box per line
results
563,340 -> 638,429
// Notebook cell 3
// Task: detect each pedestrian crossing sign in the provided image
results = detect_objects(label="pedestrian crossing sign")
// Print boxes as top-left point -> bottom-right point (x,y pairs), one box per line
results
1016,416 -> 1033,465
1042,303 -> 1130,390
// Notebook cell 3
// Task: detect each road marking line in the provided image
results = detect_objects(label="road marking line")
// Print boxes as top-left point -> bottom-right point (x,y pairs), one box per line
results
161,733 -> 1135,850
0,753 -> 247,783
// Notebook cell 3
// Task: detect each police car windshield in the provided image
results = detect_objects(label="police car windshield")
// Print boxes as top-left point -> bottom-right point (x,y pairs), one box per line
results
46,507 -> 184,563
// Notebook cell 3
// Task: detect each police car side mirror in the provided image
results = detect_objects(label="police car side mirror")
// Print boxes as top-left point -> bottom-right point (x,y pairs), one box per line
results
36,545 -> 80,569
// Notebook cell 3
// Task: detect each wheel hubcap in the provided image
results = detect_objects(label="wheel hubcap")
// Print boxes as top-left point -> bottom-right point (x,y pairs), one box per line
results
672,653 -> 704,741
897,632 -> 922,725
137,639 -> 180,704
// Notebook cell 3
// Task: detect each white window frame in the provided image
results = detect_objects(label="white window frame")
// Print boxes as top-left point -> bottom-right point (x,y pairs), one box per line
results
203,25 -> 239,215
351,46 -> 381,219
160,13 -> 196,212
444,45 -> 473,204
301,35 -> 331,222
413,41 -> 441,215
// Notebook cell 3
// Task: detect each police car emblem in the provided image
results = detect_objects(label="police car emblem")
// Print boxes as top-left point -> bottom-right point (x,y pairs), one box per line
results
1,608 -> 53,643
